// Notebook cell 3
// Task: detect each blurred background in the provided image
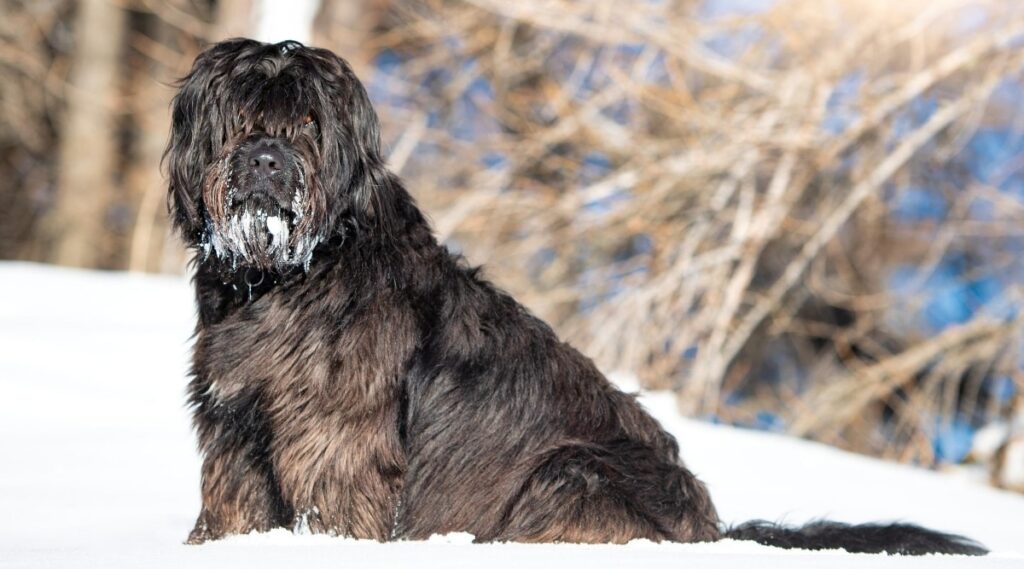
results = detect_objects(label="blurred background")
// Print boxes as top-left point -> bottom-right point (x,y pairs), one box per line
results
2,0 -> 1024,492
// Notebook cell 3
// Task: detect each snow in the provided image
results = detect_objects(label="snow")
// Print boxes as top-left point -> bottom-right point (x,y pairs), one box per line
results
206,205 -> 316,270
1,261 -> 1023,568
265,214 -> 287,246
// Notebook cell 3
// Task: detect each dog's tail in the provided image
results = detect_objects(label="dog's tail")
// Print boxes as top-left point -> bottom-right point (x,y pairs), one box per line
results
724,520 -> 988,556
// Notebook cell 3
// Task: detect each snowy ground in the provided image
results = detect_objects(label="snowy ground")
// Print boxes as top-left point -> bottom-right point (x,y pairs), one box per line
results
1,262 -> 1022,568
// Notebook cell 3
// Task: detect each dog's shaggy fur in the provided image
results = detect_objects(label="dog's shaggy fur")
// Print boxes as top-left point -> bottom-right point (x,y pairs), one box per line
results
167,38 -> 986,555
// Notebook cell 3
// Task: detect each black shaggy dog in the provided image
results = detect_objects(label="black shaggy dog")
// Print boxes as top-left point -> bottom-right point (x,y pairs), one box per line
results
167,38 -> 986,555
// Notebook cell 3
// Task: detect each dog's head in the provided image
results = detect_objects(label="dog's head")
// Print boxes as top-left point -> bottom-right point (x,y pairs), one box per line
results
166,38 -> 386,273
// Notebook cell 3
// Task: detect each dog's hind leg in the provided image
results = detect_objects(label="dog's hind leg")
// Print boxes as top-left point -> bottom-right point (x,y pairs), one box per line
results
480,442 -> 721,544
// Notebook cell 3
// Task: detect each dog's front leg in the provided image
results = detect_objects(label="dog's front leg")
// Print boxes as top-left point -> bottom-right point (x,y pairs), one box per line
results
188,439 -> 291,543
187,394 -> 292,544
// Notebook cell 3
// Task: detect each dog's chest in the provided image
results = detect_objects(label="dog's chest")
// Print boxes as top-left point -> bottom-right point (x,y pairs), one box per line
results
198,289 -> 417,539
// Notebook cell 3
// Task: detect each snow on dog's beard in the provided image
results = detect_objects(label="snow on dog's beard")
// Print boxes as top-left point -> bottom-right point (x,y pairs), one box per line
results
200,155 -> 323,272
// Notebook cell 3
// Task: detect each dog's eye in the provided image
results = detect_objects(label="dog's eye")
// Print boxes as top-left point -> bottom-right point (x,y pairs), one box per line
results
303,114 -> 316,127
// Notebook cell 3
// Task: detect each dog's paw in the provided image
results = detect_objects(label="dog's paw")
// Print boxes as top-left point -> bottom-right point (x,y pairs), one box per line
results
291,506 -> 326,535
186,516 -> 222,545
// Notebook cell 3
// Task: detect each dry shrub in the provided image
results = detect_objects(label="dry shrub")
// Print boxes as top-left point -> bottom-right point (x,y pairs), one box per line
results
0,0 -> 72,259
348,0 -> 1024,463
2,0 -> 1022,466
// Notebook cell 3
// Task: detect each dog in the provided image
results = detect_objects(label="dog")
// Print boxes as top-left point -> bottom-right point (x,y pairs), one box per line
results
166,38 -> 986,555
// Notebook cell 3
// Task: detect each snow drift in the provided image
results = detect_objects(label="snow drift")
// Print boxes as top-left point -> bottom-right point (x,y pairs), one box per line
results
1,262 -> 1022,568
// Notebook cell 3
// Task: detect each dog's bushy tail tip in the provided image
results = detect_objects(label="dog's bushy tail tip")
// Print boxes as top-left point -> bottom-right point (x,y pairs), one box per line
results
724,520 -> 988,556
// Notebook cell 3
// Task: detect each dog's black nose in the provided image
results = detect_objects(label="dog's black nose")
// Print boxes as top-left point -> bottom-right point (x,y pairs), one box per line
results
248,147 -> 285,177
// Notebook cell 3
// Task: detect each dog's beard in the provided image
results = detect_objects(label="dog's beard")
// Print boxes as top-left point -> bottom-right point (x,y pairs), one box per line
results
204,195 -> 310,270
200,157 -> 322,272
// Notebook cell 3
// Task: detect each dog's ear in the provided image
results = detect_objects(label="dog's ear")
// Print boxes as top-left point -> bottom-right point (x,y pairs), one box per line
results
165,60 -> 214,240
345,71 -> 383,161
344,76 -> 393,229
325,55 -> 409,238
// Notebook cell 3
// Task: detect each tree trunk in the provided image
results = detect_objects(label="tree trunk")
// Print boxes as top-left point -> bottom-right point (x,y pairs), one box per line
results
313,0 -> 371,73
215,0 -> 256,40
127,9 -> 177,273
45,0 -> 126,268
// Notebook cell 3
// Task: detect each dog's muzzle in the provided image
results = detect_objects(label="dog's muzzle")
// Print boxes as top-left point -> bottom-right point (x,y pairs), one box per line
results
201,137 -> 318,272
